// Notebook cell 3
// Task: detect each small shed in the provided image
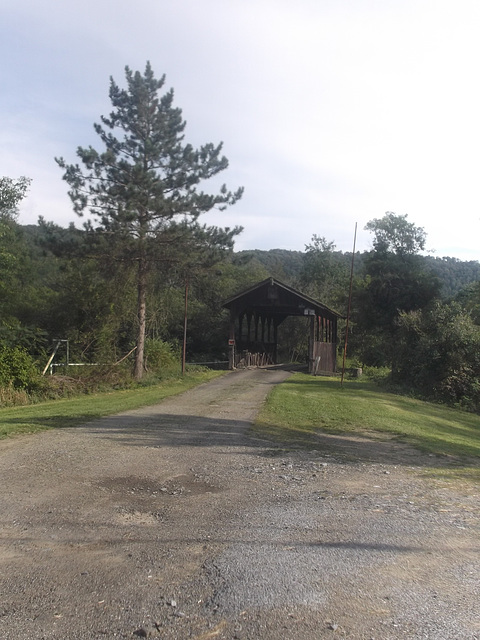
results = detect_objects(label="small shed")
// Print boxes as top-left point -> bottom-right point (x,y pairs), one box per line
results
222,277 -> 343,374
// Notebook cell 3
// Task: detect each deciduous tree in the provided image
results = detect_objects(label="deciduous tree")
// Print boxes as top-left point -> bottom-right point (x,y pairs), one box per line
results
0,176 -> 31,219
394,302 -> 480,410
351,212 -> 440,366
365,211 -> 426,256
300,234 -> 349,310
0,177 -> 35,344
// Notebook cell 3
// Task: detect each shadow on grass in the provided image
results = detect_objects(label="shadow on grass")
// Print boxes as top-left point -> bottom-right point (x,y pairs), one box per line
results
0,411 -> 256,448
286,375 -> 480,424
270,376 -> 480,459
0,414 -> 98,437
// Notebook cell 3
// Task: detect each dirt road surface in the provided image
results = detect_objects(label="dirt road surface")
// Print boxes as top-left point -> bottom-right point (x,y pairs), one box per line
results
0,367 -> 479,639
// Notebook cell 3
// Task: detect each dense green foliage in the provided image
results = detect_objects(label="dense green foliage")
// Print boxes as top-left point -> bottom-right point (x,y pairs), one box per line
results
349,215 -> 441,366
0,176 -> 31,218
393,302 -> 480,411
2,209 -> 480,411
0,346 -> 39,390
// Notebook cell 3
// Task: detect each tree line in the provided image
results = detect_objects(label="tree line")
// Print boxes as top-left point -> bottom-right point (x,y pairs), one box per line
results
2,62 -> 480,411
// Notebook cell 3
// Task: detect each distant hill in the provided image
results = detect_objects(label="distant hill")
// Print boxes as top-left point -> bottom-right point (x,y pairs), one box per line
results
19,224 -> 480,299
235,247 -> 480,299
425,255 -> 480,298
233,249 -> 305,282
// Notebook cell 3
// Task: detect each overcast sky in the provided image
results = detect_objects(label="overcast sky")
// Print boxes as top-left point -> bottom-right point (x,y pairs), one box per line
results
2,0 -> 480,259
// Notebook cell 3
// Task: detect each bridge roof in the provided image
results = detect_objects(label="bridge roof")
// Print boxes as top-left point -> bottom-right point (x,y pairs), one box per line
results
222,277 -> 343,320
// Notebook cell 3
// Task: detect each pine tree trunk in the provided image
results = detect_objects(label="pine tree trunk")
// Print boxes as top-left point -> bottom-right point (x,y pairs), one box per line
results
134,258 -> 147,380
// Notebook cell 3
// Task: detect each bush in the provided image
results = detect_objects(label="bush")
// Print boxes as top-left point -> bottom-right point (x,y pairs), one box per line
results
393,302 -> 480,411
144,339 -> 180,374
0,346 -> 39,390
41,363 -> 136,396
361,366 -> 391,383
0,385 -> 30,407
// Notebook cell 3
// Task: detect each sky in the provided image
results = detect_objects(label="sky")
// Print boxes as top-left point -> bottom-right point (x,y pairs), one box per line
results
2,0 -> 480,260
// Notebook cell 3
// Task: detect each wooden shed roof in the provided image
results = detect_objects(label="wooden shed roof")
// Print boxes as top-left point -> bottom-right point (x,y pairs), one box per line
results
222,277 -> 343,320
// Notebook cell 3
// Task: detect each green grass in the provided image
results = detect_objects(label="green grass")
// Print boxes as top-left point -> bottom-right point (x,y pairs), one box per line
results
255,373 -> 480,462
0,370 -> 223,439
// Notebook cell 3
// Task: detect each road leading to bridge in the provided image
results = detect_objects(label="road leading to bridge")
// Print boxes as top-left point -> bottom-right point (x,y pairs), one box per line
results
0,367 -> 479,639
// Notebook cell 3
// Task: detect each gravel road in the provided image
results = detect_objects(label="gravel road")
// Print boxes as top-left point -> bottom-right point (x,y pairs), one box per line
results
0,367 -> 479,640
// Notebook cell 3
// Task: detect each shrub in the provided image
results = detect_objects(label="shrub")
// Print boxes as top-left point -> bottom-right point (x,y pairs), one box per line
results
393,302 -> 480,410
361,366 -> 391,383
0,385 -> 30,406
144,339 -> 180,374
0,346 -> 39,390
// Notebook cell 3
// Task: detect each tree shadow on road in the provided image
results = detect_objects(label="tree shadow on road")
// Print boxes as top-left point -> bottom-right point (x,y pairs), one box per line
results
2,407 -> 475,477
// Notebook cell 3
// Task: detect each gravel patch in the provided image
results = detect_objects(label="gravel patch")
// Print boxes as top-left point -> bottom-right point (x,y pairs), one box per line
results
0,367 -> 478,639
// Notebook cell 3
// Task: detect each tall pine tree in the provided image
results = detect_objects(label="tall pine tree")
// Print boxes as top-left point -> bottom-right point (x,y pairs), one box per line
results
57,62 -> 243,378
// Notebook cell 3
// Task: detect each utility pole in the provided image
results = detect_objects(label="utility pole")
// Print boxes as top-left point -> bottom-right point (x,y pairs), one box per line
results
182,277 -> 189,375
341,223 -> 357,385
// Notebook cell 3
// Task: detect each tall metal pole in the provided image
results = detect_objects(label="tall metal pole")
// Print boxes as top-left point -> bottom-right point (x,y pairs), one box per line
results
341,222 -> 357,385
182,277 -> 189,375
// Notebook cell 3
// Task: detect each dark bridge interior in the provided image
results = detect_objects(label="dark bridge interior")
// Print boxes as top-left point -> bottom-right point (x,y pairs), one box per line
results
222,277 -> 343,373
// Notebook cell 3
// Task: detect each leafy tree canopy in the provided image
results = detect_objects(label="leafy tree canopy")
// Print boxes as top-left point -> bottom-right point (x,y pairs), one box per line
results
300,235 -> 349,311
352,212 -> 439,367
0,176 -> 31,220
365,212 -> 427,256
394,302 -> 480,410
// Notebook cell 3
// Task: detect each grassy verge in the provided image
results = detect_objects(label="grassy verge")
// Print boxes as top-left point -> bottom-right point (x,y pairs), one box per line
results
255,372 -> 480,466
0,370 -> 223,439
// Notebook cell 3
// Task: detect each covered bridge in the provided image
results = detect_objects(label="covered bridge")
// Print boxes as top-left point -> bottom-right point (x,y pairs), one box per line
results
222,277 -> 343,374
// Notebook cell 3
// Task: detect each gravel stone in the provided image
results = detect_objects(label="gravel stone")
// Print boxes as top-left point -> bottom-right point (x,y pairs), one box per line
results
0,367 -> 479,639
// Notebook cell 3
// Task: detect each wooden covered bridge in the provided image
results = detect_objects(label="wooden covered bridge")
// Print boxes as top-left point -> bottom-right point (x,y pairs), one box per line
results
222,277 -> 343,374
